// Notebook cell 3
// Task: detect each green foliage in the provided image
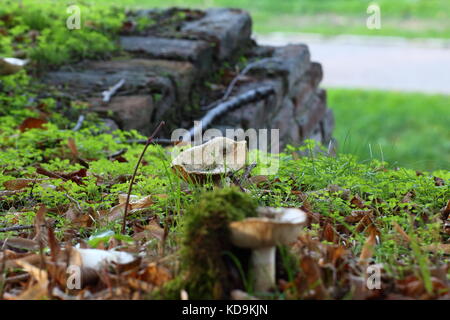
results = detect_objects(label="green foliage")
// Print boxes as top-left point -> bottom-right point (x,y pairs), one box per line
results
104,0 -> 450,38
0,1 -> 124,68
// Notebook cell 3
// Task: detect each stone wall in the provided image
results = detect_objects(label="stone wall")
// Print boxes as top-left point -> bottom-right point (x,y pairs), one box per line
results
43,8 -> 335,151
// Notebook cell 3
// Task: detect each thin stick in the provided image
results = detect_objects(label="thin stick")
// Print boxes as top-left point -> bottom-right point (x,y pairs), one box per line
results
121,121 -> 165,234
0,225 -> 34,233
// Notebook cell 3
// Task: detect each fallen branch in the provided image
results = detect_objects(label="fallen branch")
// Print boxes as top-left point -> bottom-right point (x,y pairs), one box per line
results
72,115 -> 85,131
102,79 -> 125,103
183,85 -> 275,141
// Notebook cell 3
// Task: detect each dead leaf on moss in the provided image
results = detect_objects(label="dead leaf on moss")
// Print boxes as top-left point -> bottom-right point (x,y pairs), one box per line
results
18,117 -> 47,132
350,195 -> 366,209
3,178 -> 37,191
139,263 -> 172,286
118,194 -> 153,209
359,228 -> 377,265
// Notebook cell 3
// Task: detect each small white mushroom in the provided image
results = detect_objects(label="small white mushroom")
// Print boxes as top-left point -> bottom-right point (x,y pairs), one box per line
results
70,248 -> 135,271
171,137 -> 246,182
0,57 -> 28,76
229,207 -> 307,292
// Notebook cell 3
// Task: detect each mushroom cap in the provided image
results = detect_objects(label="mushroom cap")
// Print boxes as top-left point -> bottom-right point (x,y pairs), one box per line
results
171,137 -> 246,181
229,207 -> 307,249
0,58 -> 28,76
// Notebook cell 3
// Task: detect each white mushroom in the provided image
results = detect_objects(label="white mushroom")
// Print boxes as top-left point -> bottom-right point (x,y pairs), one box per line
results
70,248 -> 135,271
0,57 -> 28,76
229,207 -> 307,292
171,137 -> 246,182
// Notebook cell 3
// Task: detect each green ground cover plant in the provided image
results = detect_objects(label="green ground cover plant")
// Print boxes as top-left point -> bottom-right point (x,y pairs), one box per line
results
0,0 -> 124,68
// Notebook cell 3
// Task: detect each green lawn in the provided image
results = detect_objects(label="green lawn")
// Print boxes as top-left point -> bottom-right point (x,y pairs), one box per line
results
100,0 -> 450,38
6,0 -> 450,38
329,89 -> 450,171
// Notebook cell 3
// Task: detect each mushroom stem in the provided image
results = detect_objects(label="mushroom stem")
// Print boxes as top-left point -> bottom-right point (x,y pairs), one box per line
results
251,246 -> 276,292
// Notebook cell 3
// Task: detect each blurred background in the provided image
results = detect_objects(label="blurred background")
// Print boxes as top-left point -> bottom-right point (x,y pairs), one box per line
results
5,0 -> 450,171
105,0 -> 450,171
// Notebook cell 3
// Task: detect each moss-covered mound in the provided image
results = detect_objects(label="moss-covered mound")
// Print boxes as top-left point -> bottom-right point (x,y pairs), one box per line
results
161,188 -> 257,299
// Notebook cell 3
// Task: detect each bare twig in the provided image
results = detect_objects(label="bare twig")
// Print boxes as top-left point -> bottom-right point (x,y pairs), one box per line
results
0,225 -> 34,233
102,79 -> 125,103
121,121 -> 165,234
183,85 -> 275,141
122,138 -> 180,145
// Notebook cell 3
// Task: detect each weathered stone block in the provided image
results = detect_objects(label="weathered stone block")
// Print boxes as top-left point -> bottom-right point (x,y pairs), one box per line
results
322,108 -> 335,143
85,59 -> 196,105
297,91 -> 327,140
272,97 -> 300,146
181,8 -> 252,60
119,36 -> 213,74
89,95 -> 154,134
249,44 -> 311,95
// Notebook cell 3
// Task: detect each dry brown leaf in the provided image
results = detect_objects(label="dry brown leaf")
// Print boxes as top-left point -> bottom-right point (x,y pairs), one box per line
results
441,199 -> 450,221
345,210 -> 372,223
18,117 -> 47,132
248,175 -> 268,186
143,221 -> 165,241
350,195 -> 366,209
33,205 -> 48,246
392,221 -> 411,243
67,137 -> 78,157
64,205 -> 92,228
297,255 -> 327,299
107,203 -> 128,222
118,194 -> 153,209
359,230 -> 377,265
3,178 -> 35,191
14,260 -> 49,300
322,223 -> 338,243
139,263 -> 172,286
2,237 -> 39,251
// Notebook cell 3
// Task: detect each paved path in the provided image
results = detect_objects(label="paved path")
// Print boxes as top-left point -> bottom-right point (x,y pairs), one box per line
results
256,33 -> 450,94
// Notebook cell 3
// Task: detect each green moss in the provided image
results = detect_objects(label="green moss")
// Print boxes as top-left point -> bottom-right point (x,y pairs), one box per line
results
159,188 -> 257,299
